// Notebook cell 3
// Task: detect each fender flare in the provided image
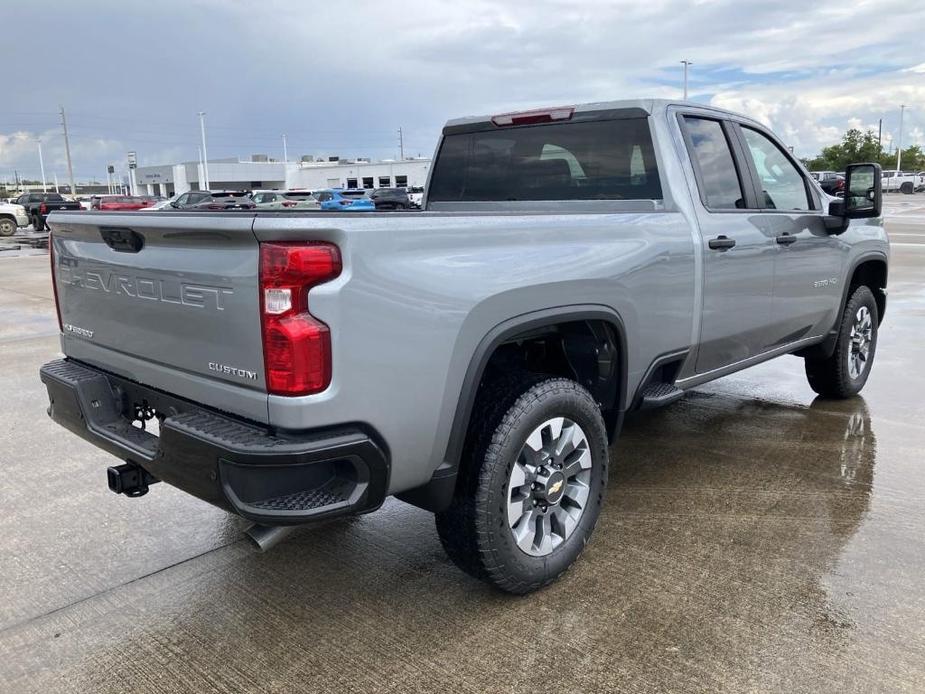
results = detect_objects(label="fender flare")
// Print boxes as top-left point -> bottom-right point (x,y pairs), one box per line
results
796,251 -> 888,360
397,305 -> 627,513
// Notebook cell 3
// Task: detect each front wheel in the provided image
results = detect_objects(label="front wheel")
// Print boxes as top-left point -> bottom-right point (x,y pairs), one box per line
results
0,216 -> 15,236
805,285 -> 879,398
435,376 -> 609,594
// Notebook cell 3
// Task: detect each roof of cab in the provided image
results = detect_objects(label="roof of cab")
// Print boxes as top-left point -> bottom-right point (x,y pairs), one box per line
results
442,98 -> 751,131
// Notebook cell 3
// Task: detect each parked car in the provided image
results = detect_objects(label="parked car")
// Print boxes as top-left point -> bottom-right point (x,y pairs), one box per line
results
11,192 -> 81,230
407,186 -> 424,208
142,195 -> 179,211
369,187 -> 412,210
881,170 -> 921,194
252,190 -> 320,210
90,195 -> 155,211
41,99 -> 887,594
170,191 -> 256,211
315,188 -> 375,211
809,171 -> 845,196
0,200 -> 29,236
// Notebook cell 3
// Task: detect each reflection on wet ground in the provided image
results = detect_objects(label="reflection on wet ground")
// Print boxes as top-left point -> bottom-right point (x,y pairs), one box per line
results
2,224 -> 925,691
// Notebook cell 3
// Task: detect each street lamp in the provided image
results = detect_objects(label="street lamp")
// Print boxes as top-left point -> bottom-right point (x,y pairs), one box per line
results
37,139 -> 47,193
681,60 -> 693,100
896,105 -> 906,172
198,111 -> 210,190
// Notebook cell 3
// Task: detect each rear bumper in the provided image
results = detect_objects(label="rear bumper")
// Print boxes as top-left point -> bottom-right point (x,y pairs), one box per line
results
40,358 -> 389,525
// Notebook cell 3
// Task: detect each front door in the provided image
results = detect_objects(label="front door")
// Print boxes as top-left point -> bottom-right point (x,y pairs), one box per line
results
679,114 -> 778,374
734,124 -> 846,346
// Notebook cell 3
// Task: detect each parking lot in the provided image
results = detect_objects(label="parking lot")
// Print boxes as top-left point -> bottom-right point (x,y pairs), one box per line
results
0,202 -> 923,693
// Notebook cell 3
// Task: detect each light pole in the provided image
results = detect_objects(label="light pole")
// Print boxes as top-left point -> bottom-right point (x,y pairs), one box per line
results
198,111 -> 210,190
681,60 -> 693,100
59,106 -> 76,195
37,139 -> 47,193
282,134 -> 288,163
896,105 -> 906,172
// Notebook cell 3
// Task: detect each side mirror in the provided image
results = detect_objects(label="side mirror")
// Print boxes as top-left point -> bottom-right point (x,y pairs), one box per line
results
825,162 -> 881,233
170,201 -> 180,209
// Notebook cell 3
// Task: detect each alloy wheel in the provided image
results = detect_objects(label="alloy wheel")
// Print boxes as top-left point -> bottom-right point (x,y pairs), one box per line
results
847,306 -> 873,379
506,417 -> 592,557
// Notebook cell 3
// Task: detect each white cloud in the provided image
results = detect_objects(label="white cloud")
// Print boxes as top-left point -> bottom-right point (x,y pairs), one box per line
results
3,0 -> 925,177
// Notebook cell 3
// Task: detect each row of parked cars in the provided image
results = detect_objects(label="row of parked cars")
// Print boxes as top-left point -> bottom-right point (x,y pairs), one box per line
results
0,187 -> 424,234
160,187 -> 421,212
810,170 -> 925,196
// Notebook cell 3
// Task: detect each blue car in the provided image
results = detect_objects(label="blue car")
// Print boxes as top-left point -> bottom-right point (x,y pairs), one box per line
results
315,189 -> 375,212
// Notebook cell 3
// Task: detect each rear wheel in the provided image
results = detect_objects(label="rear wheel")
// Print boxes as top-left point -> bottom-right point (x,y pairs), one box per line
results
435,375 -> 608,594
0,216 -> 15,237
805,285 -> 879,398
901,181 -> 914,194
32,214 -> 45,231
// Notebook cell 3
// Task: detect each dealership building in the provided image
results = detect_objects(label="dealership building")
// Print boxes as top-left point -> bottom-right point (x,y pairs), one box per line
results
134,156 -> 432,197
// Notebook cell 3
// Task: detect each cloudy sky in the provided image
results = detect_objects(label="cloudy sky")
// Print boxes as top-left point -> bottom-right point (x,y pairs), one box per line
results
3,0 -> 925,184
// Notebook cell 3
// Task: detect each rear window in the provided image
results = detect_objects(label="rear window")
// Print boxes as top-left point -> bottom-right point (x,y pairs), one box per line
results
428,118 -> 662,202
43,193 -> 65,202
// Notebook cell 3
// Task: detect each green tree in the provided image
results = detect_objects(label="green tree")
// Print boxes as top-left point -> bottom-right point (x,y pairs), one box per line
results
810,129 -> 882,171
804,128 -> 924,173
882,145 -> 924,172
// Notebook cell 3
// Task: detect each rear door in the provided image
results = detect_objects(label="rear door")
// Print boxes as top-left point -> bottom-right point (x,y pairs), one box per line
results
732,124 -> 844,346
678,113 -> 777,374
50,212 -> 269,422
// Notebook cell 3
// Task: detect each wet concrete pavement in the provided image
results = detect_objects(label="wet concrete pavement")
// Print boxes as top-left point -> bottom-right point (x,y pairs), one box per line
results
1,204 -> 924,693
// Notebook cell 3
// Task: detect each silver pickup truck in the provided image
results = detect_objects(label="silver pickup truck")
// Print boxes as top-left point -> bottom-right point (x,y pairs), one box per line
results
40,99 -> 888,594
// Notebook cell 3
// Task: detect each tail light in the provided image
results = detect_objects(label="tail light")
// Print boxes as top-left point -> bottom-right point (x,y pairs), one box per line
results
39,202 -> 48,215
259,242 -> 341,396
491,106 -> 574,127
281,200 -> 297,208
49,232 -> 63,331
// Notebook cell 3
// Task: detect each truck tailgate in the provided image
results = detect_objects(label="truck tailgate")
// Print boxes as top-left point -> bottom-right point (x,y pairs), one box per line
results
49,212 -> 269,423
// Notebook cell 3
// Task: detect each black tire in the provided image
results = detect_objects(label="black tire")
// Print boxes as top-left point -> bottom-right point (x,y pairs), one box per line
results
901,181 -> 914,194
435,375 -> 609,594
0,216 -> 15,237
32,214 -> 45,231
805,285 -> 879,398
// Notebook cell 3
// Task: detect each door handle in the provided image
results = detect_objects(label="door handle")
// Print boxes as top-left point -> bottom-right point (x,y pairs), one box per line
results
776,233 -> 798,246
708,235 -> 736,251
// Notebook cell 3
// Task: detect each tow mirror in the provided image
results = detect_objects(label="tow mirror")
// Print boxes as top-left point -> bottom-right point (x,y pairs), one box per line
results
825,162 -> 881,233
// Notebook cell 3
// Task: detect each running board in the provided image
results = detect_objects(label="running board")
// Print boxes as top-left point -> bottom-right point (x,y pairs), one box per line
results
637,382 -> 684,410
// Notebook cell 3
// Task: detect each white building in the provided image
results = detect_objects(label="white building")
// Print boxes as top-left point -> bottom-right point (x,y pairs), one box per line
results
135,156 -> 431,197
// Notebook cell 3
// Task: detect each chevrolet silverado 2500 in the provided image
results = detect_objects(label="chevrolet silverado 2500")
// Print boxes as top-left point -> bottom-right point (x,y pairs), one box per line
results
40,100 -> 888,593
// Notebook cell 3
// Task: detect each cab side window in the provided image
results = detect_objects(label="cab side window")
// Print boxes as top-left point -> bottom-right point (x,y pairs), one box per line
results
740,127 -> 811,211
682,116 -> 746,210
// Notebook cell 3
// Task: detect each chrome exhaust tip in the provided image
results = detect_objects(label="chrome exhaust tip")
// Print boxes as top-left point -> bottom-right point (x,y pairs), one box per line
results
245,524 -> 297,552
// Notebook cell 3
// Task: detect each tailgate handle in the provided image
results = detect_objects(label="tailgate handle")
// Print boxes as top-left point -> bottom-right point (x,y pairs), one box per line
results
100,227 -> 144,253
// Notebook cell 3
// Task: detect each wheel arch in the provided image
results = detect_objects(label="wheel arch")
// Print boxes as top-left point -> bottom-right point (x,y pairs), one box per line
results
397,305 -> 627,513
796,251 -> 888,361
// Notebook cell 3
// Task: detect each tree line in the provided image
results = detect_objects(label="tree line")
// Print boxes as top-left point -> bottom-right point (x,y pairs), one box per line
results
801,129 -> 924,173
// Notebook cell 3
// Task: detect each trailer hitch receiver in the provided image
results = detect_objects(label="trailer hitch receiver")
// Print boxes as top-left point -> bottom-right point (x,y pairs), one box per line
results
107,462 -> 159,497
